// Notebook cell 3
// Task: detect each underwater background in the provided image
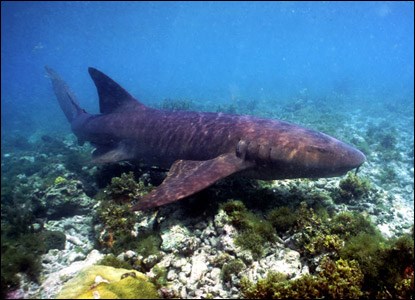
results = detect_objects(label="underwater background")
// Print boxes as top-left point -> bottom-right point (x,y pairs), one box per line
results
1,1 -> 414,299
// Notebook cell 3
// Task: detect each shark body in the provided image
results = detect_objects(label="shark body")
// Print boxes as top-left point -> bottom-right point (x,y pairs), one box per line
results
46,67 -> 365,210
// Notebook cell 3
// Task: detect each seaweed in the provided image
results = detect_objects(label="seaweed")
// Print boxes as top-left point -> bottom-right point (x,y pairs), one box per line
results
221,259 -> 246,282
334,172 -> 371,203
266,206 -> 297,234
330,211 -> 378,241
378,166 -> 398,185
150,265 -> 168,288
220,200 -> 277,259
339,231 -> 414,298
98,254 -> 133,270
95,172 -> 153,253
241,257 -> 363,299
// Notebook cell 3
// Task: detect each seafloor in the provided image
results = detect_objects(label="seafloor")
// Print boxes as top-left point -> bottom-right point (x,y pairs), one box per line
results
1,93 -> 414,299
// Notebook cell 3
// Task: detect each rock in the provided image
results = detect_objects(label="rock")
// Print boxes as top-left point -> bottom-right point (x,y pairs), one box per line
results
167,269 -> 178,281
181,263 -> 192,275
66,235 -> 83,246
172,257 -> 187,269
210,268 -> 221,284
241,248 -> 302,282
237,250 -> 254,265
38,250 -> 104,298
67,252 -> 86,263
40,179 -> 94,219
94,275 -> 109,284
124,250 -> 137,259
142,254 -> 159,269
155,253 -> 173,269
133,210 -> 158,234
404,184 -> 413,193
160,224 -> 199,255
213,210 -> 230,233
178,272 -> 188,285
189,252 -> 208,285
179,286 -> 187,298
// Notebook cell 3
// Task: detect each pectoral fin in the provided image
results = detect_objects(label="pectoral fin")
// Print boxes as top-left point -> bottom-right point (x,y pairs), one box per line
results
132,153 -> 253,210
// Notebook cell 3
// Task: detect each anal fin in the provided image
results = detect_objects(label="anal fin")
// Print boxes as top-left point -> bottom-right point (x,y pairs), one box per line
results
132,153 -> 253,210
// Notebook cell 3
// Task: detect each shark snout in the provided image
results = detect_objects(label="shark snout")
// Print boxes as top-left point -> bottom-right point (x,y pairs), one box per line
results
330,144 -> 366,176
344,145 -> 366,169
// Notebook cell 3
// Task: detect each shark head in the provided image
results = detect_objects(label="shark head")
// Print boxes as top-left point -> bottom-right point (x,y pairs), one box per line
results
270,129 -> 366,178
236,122 -> 366,179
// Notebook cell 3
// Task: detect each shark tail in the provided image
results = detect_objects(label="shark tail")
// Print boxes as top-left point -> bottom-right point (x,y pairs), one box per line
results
45,66 -> 86,123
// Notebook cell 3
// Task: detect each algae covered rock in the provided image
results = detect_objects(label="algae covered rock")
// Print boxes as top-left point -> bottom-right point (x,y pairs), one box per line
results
40,179 -> 94,218
57,265 -> 159,299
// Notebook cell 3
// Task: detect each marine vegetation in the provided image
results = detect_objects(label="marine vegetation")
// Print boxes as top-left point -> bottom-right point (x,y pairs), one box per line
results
220,200 -> 276,259
1,221 -> 66,298
340,231 -> 414,298
98,254 -> 132,270
266,206 -> 298,234
149,265 -> 168,288
365,123 -> 401,161
95,172 -> 153,254
241,257 -> 364,299
1,166 -> 67,298
378,166 -> 398,185
132,234 -> 163,272
221,258 -> 246,282
237,198 -> 414,299
334,172 -> 371,204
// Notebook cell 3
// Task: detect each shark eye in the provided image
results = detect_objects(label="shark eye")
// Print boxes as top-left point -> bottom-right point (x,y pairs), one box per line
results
258,144 -> 270,161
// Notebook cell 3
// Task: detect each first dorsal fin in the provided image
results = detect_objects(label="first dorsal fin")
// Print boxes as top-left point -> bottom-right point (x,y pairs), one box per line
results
88,67 -> 146,114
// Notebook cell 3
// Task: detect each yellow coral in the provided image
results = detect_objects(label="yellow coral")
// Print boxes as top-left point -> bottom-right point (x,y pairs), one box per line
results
54,176 -> 67,185
57,265 -> 159,299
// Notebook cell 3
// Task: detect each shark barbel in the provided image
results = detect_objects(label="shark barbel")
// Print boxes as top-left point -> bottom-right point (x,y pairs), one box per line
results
46,67 -> 366,210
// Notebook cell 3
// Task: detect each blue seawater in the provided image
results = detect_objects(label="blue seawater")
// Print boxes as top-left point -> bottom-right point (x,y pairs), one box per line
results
1,1 -> 413,298
1,2 -> 413,135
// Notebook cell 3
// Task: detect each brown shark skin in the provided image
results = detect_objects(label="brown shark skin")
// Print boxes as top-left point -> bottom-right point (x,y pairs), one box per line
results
79,108 -> 364,178
46,67 -> 366,210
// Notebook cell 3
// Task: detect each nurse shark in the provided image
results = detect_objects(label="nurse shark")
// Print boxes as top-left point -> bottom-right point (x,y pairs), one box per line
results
45,67 -> 365,210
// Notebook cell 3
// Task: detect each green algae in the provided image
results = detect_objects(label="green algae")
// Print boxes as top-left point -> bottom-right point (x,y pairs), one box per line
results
220,200 -> 276,259
335,172 -> 371,203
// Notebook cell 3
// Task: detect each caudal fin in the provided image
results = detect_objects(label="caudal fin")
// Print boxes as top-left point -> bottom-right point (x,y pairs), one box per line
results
45,66 -> 85,123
